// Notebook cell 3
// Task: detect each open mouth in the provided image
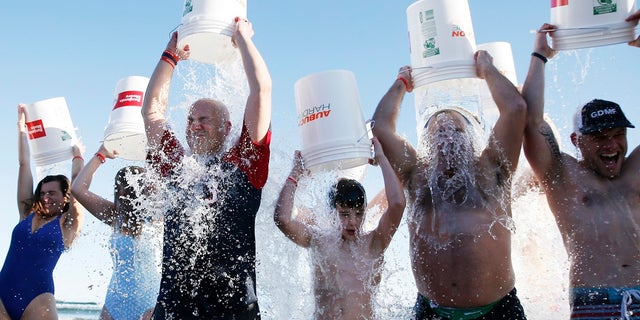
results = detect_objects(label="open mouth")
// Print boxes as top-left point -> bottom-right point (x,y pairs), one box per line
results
600,152 -> 619,168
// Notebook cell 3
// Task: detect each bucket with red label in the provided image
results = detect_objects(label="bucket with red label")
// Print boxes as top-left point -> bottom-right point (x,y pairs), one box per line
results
406,0 -> 478,88
103,76 -> 149,161
24,97 -> 78,167
550,0 -> 637,50
294,70 -> 373,173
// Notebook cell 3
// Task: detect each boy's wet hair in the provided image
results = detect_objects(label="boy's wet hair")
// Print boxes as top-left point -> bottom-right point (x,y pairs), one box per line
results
329,179 -> 367,210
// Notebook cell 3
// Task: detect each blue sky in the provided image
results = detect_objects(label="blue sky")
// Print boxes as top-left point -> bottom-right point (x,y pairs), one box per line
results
1,0 -> 639,317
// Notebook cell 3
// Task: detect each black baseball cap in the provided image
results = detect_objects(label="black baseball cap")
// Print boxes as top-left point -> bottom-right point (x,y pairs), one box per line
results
575,99 -> 635,134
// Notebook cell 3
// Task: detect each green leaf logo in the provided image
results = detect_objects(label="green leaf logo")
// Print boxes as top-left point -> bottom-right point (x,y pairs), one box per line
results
183,0 -> 193,16
60,130 -> 72,141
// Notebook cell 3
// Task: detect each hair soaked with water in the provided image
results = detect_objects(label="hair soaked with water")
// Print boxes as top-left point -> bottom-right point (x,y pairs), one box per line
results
114,166 -> 146,195
329,179 -> 367,210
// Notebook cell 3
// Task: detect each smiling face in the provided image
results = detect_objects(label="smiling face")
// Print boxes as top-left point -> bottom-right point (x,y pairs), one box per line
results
573,127 -> 628,178
39,181 -> 68,216
186,99 -> 231,156
33,175 -> 71,217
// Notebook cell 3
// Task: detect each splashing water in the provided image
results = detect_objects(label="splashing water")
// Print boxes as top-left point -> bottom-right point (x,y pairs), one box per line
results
50,51 -> 570,319
421,112 -> 479,207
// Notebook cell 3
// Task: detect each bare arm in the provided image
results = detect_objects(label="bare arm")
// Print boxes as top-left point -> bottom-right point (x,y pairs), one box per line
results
476,50 -> 527,173
371,67 -> 417,185
625,8 -> 640,174
57,143 -> 85,249
233,18 -> 272,144
142,32 -> 189,149
521,24 -> 563,184
70,144 -> 118,226
274,151 -> 312,248
17,104 -> 34,220
370,137 -> 406,253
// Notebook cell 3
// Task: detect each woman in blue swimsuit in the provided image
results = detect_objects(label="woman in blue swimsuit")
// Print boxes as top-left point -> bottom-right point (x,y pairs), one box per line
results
71,143 -> 162,320
0,104 -> 84,320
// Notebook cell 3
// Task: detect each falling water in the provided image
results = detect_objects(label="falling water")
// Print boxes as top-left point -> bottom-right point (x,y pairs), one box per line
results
410,78 -> 571,319
145,55 -> 572,319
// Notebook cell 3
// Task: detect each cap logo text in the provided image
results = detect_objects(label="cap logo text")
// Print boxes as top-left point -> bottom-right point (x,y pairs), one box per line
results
590,108 -> 617,118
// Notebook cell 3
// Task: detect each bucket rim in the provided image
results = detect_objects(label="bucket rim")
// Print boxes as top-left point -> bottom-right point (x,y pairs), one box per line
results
413,68 -> 478,88
551,25 -> 636,50
103,131 -> 147,141
32,149 -> 73,167
306,157 -> 371,171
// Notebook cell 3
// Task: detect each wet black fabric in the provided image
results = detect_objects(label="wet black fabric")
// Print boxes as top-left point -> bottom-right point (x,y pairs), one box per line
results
413,288 -> 527,320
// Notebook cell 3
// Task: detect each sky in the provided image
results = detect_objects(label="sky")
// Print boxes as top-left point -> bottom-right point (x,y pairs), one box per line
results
1,0 -> 639,318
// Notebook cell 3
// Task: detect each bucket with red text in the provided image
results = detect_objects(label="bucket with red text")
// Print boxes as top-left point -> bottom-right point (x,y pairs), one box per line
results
407,0 -> 478,88
24,97 -> 77,167
103,76 -> 150,161
294,70 -> 373,173
550,0 -> 637,50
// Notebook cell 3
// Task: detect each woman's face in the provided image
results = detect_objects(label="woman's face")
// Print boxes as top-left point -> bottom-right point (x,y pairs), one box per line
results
39,181 -> 67,215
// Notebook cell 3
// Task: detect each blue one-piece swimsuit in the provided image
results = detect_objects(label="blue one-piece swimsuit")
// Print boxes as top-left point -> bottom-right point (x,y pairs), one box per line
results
0,214 -> 65,320
103,226 -> 162,320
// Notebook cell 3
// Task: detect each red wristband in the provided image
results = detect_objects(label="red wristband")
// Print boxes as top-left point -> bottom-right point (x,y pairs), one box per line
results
160,56 -> 176,68
287,176 -> 298,187
162,50 -> 179,65
72,155 -> 84,161
397,77 -> 410,91
95,153 -> 106,164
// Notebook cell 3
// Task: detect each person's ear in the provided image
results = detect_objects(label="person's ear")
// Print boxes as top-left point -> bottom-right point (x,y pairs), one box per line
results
570,132 -> 579,147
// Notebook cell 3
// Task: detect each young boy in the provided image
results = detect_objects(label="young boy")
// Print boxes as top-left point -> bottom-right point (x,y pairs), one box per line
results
274,137 -> 406,319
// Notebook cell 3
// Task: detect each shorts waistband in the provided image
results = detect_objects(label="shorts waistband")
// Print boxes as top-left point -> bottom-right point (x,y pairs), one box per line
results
572,287 -> 640,306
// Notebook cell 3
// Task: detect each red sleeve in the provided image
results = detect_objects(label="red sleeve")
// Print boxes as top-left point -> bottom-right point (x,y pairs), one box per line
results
224,124 -> 271,189
146,129 -> 185,177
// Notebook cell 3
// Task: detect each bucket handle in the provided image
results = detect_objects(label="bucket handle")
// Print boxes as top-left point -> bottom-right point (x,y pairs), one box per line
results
356,119 -> 375,144
534,26 -> 621,33
168,23 -> 183,37
103,133 -> 145,142
411,66 -> 435,71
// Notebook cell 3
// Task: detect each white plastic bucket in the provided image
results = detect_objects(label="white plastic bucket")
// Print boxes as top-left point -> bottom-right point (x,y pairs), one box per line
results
177,0 -> 247,64
335,164 -> 368,183
407,0 -> 478,88
103,76 -> 150,161
294,70 -> 373,173
550,0 -> 637,50
24,97 -> 77,167
477,42 -> 518,130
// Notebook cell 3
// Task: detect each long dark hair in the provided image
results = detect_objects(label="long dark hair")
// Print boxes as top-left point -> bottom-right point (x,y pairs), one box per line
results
114,166 -> 146,225
32,174 -> 71,214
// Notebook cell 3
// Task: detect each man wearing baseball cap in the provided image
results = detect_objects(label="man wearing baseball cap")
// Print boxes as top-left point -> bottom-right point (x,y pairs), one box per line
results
522,14 -> 640,320
575,99 -> 635,135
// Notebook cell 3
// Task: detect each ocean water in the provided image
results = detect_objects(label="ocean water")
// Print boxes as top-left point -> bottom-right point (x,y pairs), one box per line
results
57,301 -> 101,320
